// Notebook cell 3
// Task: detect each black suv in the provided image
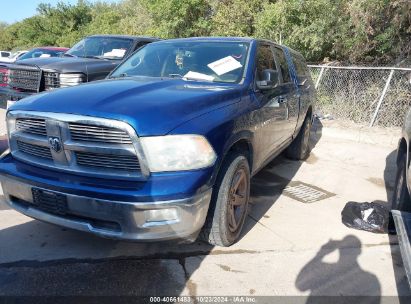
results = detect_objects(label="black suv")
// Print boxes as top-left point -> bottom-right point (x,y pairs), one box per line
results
0,35 -> 159,102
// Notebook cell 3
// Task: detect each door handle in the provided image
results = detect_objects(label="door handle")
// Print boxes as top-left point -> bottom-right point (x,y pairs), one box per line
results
278,96 -> 287,103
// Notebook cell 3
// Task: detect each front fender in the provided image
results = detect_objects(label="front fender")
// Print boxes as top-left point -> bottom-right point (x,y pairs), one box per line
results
168,99 -> 254,186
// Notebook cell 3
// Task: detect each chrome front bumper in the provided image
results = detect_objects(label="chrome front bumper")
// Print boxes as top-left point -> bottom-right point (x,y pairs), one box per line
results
1,176 -> 212,241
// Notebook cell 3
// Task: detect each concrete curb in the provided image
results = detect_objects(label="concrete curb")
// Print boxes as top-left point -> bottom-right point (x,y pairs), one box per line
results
313,119 -> 401,148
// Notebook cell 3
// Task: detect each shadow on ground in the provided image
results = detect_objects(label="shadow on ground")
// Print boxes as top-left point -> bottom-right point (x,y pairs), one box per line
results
0,119 -> 323,296
296,235 -> 381,304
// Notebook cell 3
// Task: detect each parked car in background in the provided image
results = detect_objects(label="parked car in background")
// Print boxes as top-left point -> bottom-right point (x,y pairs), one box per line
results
0,37 -> 315,246
0,51 -> 11,59
0,35 -> 159,104
17,47 -> 68,61
391,110 -> 411,285
0,50 -> 28,63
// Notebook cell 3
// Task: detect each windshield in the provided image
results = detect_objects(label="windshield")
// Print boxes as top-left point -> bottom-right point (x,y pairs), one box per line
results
18,49 -> 65,60
110,41 -> 250,83
66,37 -> 133,59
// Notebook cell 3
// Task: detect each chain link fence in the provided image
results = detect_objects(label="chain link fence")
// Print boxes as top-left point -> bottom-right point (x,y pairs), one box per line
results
308,65 -> 411,127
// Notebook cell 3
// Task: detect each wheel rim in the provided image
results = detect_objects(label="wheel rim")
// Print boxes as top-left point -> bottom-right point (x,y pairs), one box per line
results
227,167 -> 248,233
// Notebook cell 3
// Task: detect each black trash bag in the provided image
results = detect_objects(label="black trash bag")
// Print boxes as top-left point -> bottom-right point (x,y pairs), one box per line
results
341,201 -> 390,233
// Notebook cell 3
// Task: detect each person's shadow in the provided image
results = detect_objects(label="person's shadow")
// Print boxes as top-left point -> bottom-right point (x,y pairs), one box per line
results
296,235 -> 381,304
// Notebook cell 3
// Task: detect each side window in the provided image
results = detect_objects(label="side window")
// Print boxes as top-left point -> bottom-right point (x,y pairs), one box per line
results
293,56 -> 307,77
255,44 -> 277,81
273,47 -> 291,83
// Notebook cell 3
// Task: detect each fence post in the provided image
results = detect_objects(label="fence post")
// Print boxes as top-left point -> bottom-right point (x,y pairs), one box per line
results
315,67 -> 325,89
369,69 -> 394,127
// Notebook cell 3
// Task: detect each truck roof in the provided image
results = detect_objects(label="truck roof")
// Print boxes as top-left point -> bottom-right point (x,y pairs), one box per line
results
152,37 -> 304,59
157,37 -> 256,43
86,35 -> 161,42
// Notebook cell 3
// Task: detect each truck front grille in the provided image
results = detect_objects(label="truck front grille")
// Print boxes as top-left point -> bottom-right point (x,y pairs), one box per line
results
17,141 -> 52,160
8,67 -> 41,92
8,112 -> 146,180
16,118 -> 47,137
69,123 -> 133,144
76,152 -> 140,171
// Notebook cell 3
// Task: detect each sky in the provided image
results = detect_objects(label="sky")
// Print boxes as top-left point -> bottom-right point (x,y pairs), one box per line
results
0,0 -> 121,24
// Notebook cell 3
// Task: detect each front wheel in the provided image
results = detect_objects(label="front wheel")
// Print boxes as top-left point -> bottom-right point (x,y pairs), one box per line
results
200,153 -> 250,247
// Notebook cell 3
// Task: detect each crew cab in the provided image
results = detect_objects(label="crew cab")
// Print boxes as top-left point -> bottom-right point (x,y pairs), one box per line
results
0,37 -> 315,246
0,35 -> 159,103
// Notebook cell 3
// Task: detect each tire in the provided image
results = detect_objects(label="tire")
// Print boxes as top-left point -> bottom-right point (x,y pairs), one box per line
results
392,152 -> 411,212
286,114 -> 312,160
200,153 -> 250,247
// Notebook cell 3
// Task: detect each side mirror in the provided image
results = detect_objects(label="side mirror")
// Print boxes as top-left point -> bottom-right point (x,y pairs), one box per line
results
256,69 -> 279,90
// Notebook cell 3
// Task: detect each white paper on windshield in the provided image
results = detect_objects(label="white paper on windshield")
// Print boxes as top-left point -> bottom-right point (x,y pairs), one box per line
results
207,56 -> 242,76
40,54 -> 51,58
183,71 -> 214,81
103,49 -> 126,57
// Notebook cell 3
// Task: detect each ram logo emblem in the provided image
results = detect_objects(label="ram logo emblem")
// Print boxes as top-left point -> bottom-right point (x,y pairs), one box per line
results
48,136 -> 62,153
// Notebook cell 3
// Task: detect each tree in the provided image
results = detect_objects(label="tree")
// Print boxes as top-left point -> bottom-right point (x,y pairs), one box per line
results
211,0 -> 267,37
141,0 -> 212,38
255,0 -> 346,62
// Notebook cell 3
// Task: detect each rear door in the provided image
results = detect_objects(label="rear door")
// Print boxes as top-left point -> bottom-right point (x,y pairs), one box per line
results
272,46 -> 300,140
292,54 -> 314,130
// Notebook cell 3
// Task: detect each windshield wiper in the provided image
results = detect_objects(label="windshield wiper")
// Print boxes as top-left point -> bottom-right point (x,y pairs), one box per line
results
84,55 -> 103,60
168,74 -> 183,78
110,73 -> 128,79
63,53 -> 77,58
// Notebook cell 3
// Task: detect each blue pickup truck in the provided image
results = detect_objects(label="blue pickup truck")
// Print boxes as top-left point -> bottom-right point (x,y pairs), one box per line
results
0,37 -> 315,246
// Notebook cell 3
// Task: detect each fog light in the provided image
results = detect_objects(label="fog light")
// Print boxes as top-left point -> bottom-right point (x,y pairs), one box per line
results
144,208 -> 178,222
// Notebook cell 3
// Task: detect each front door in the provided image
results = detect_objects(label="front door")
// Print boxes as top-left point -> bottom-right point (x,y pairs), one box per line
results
252,43 -> 289,162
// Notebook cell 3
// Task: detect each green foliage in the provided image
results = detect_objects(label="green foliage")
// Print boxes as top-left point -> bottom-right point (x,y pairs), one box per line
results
0,0 -> 409,64
255,0 -> 347,62
142,0 -> 212,38
210,0 -> 267,37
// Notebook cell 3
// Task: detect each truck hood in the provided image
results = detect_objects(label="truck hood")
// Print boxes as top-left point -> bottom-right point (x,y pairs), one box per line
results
14,57 -> 119,75
10,77 -> 243,136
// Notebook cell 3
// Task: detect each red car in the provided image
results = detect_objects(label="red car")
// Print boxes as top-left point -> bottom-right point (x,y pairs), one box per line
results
16,46 -> 69,61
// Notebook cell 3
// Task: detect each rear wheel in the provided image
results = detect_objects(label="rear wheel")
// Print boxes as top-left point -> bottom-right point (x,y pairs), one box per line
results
286,114 -> 312,160
392,152 -> 411,212
200,153 -> 250,247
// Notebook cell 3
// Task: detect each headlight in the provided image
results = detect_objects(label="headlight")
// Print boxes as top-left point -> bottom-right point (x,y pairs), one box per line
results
59,73 -> 85,88
140,135 -> 216,172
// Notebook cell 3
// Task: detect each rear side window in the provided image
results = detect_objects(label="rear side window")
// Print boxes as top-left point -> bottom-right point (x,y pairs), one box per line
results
273,47 -> 291,83
293,56 -> 310,85
293,56 -> 308,77
1,52 -> 9,57
255,44 -> 277,81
